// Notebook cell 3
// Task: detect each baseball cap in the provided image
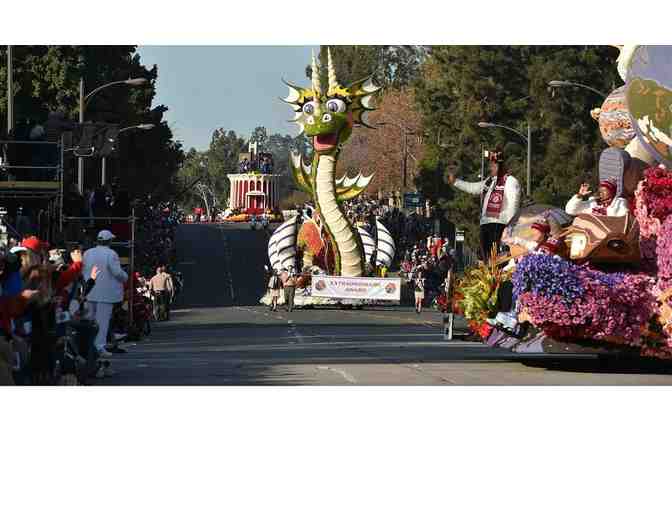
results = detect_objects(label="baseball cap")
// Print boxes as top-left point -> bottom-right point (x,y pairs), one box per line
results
21,236 -> 49,252
10,246 -> 28,254
97,230 -> 116,241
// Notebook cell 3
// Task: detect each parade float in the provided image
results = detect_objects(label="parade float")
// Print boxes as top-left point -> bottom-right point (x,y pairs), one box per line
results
260,49 -> 399,307
453,45 -> 672,359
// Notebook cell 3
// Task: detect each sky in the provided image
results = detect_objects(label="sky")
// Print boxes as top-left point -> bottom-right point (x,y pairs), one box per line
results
137,46 -> 316,152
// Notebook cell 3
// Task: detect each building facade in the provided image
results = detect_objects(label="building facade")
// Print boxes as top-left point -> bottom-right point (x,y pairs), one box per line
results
228,173 -> 282,212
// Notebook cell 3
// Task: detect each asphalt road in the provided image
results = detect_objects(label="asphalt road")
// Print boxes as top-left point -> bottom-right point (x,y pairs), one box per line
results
104,223 -> 672,385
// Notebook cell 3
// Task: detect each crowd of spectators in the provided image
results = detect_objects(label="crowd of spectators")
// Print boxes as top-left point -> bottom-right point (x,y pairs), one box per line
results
401,236 -> 455,310
134,198 -> 182,276
335,192 -> 441,267
0,187 -> 183,385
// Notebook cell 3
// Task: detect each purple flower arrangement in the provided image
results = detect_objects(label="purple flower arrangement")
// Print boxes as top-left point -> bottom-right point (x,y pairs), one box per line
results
513,254 -> 656,345
512,254 -> 584,304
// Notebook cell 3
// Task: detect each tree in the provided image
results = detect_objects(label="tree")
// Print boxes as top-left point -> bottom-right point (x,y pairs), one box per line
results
338,87 -> 425,195
0,45 -> 184,199
203,129 -> 245,207
308,46 -> 427,90
249,126 -> 268,151
414,45 -> 620,248
192,182 -> 219,218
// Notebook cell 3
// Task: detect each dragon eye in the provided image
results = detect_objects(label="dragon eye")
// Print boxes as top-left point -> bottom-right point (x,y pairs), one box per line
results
302,102 -> 317,115
326,99 -> 346,113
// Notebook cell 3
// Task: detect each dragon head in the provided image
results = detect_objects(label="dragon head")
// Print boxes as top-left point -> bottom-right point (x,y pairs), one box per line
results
281,48 -> 381,155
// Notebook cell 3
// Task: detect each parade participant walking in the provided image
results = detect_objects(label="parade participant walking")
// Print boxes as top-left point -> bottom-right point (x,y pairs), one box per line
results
82,230 -> 128,357
447,150 -> 521,261
149,266 -> 174,321
413,271 -> 425,314
267,268 -> 282,312
565,180 -> 629,217
284,267 -> 297,313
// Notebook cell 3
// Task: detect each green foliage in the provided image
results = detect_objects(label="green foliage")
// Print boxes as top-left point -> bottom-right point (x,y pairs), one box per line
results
415,45 -> 621,250
0,45 -> 183,199
456,249 -> 512,323
207,129 -> 247,204
249,126 -> 268,149
308,46 -> 427,89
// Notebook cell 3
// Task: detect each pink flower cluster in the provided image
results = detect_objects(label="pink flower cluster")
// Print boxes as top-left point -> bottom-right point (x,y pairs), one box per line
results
635,181 -> 661,239
635,166 -> 672,239
518,270 -> 656,345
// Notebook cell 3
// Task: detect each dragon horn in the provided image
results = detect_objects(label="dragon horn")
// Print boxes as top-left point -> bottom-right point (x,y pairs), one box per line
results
328,47 -> 339,91
311,50 -> 322,98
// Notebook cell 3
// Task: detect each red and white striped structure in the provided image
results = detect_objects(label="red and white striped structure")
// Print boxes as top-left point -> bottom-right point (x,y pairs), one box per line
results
228,173 -> 282,211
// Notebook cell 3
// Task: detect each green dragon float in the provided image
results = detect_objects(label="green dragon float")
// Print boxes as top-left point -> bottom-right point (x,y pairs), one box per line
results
279,49 -> 382,277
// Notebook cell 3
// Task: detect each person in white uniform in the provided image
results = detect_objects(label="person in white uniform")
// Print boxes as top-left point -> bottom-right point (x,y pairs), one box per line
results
447,150 -> 521,261
565,179 -> 629,217
82,230 -> 128,356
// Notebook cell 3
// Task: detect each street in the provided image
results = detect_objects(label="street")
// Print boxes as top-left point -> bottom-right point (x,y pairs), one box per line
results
105,223 -> 672,385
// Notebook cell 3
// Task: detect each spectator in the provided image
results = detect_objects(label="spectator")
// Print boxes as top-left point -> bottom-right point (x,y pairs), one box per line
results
149,265 -> 174,321
82,230 -> 128,358
267,267 -> 282,312
413,270 -> 425,314
283,267 -> 297,313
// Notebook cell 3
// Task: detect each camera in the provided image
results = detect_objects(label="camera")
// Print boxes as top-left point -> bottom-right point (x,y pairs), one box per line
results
483,150 -> 504,163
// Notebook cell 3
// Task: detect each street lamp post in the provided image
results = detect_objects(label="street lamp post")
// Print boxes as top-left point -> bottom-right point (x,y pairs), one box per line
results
77,77 -> 149,193
101,123 -> 154,186
547,80 -> 607,99
478,121 -> 532,197
6,46 -> 13,135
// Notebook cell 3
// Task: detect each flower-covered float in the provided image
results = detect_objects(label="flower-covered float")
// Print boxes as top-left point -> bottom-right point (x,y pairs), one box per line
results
453,45 -> 672,359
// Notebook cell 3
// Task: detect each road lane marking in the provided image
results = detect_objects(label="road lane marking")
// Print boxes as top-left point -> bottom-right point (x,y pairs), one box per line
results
317,366 -> 357,384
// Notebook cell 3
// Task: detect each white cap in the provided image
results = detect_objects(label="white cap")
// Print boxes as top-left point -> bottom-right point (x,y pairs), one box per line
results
10,246 -> 27,254
97,230 -> 116,241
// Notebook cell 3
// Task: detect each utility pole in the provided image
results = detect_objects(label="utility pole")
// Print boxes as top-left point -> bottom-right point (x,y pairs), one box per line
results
402,132 -> 408,192
479,143 -> 485,211
527,123 -> 532,197
6,46 -> 13,135
78,78 -> 84,193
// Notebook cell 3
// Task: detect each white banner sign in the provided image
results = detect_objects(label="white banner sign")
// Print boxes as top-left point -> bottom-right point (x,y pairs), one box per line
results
311,276 -> 402,301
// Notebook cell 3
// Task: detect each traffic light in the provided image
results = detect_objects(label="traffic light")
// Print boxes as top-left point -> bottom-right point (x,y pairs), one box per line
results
73,122 -> 119,158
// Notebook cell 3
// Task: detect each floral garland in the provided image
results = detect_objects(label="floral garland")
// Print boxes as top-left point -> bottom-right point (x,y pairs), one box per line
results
512,253 -> 656,345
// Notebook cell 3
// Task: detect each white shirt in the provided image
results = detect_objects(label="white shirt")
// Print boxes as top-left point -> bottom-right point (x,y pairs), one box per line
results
454,175 -> 521,225
82,245 -> 128,303
565,195 -> 629,217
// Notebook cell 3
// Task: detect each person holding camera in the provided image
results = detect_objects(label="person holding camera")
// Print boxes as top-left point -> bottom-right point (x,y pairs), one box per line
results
446,149 -> 521,261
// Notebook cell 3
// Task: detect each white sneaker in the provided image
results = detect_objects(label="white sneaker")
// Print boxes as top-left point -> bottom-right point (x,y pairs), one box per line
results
98,349 -> 112,358
95,366 -> 106,379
